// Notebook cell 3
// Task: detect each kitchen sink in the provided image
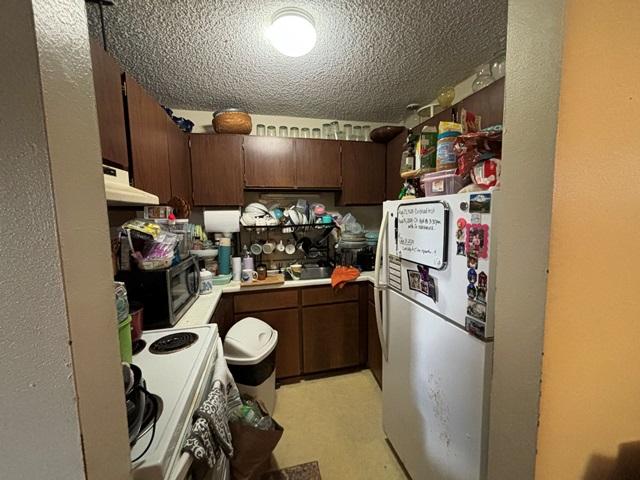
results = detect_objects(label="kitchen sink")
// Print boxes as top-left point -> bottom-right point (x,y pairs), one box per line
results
282,266 -> 334,281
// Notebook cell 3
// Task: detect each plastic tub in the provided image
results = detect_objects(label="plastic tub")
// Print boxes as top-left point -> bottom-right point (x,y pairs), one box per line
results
118,315 -> 133,363
420,169 -> 466,196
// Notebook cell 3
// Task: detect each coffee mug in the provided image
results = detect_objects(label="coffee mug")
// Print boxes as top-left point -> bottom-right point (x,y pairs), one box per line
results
241,269 -> 258,282
286,264 -> 303,280
262,241 -> 276,255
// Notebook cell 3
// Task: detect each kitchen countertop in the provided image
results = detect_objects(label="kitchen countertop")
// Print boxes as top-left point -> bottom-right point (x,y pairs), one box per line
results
174,271 -> 376,329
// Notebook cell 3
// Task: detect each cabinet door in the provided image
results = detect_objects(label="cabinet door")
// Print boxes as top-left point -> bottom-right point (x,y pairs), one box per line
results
244,136 -> 295,188
125,74 -> 171,202
190,134 -> 244,206
235,308 -> 301,379
368,299 -> 383,388
89,39 -> 128,169
166,119 -> 192,204
294,139 -> 342,188
339,141 -> 386,205
302,302 -> 360,373
385,128 -> 407,201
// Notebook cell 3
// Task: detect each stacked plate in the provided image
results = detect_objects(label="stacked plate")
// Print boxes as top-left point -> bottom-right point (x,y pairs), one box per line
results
365,231 -> 379,248
339,232 -> 366,249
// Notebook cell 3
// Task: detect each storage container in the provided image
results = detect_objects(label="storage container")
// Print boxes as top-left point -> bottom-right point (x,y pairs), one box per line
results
420,169 -> 467,196
224,317 -> 279,413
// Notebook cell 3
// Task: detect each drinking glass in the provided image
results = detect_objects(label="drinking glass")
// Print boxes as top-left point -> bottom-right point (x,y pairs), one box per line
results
312,128 -> 321,138
266,125 -> 276,136
256,124 -> 266,136
301,127 -> 310,138
322,123 -> 330,139
353,126 -> 362,141
279,126 -> 288,137
290,127 -> 299,138
344,124 -> 353,140
362,125 -> 371,141
330,121 -> 339,140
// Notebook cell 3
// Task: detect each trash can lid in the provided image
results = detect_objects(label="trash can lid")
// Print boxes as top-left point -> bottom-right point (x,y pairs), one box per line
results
224,317 -> 278,365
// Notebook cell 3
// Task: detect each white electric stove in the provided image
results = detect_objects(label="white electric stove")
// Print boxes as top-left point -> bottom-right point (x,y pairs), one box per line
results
131,324 -> 219,480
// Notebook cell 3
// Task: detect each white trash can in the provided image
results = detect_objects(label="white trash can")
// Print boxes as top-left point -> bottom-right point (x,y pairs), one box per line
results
224,317 -> 278,414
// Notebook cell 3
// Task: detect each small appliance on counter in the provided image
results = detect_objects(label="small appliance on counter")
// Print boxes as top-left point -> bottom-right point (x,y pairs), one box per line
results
116,256 -> 200,330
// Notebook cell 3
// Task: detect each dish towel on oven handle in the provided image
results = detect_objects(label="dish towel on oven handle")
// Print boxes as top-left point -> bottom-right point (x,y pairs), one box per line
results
182,338 -> 241,479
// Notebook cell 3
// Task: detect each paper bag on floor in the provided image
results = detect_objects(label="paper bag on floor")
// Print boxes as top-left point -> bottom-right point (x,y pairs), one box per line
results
229,403 -> 283,480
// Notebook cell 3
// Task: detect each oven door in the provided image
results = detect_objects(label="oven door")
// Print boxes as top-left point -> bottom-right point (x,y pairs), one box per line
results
168,257 -> 200,325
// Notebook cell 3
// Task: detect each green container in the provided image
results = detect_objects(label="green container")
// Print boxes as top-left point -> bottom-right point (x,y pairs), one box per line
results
118,315 -> 133,363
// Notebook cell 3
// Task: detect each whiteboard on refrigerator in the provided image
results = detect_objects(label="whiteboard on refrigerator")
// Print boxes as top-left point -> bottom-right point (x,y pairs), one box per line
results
396,201 -> 449,269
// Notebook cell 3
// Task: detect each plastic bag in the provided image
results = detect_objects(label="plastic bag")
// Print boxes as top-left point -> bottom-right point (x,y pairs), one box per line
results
471,159 -> 501,189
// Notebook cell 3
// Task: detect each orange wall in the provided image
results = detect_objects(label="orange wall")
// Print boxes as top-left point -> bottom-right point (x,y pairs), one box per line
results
535,1 -> 640,478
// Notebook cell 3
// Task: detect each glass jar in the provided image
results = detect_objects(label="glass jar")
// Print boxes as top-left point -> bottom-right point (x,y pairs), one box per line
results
290,127 -> 299,138
322,123 -> 331,139
344,124 -> 353,140
472,64 -> 494,92
362,125 -> 371,141
353,125 -> 362,141
266,125 -> 276,136
312,128 -> 321,138
279,126 -> 288,137
256,124 -> 266,136
330,121 -> 340,140
301,127 -> 310,138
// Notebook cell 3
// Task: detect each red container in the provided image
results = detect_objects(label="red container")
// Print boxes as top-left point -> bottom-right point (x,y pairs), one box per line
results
129,303 -> 144,342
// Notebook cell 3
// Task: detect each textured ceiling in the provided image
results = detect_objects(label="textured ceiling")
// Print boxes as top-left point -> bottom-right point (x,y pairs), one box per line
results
87,0 -> 507,123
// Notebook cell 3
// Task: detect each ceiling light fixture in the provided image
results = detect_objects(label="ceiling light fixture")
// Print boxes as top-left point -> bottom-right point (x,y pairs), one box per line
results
267,8 -> 316,57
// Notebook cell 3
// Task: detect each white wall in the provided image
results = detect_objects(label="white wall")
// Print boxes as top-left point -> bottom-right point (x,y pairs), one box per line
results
487,0 -> 565,478
0,1 -> 131,478
172,109 -> 391,135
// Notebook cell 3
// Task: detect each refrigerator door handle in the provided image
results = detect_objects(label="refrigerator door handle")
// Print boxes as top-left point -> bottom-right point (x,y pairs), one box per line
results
374,212 -> 389,361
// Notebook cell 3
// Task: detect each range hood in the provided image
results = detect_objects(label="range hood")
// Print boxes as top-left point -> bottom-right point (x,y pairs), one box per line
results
103,165 -> 159,206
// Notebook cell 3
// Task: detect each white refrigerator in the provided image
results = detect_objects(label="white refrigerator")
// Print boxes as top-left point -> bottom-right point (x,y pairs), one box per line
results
373,192 -> 496,480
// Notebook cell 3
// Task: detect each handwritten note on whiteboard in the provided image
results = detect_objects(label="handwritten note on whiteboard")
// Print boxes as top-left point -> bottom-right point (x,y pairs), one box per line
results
396,201 -> 449,269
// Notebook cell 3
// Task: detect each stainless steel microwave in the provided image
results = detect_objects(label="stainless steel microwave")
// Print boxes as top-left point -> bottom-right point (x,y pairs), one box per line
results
116,257 -> 199,329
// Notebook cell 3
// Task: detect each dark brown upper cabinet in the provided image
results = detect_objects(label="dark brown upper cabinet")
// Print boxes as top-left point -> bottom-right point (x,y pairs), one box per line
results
294,139 -> 342,189
243,136 -> 296,188
166,118 -> 192,204
190,134 -> 244,206
339,141 -> 386,205
89,39 -> 128,169
124,74 -> 172,202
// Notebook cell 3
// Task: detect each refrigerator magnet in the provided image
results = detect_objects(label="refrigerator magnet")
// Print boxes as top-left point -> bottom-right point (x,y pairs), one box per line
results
465,224 -> 489,258
457,218 -> 467,229
407,270 -> 421,291
421,276 -> 437,302
467,252 -> 478,269
456,228 -> 465,241
469,193 -> 491,214
468,268 -> 477,284
467,284 -> 477,299
476,286 -> 487,303
456,241 -> 466,256
467,299 -> 487,321
466,316 -> 486,339
478,271 -> 488,288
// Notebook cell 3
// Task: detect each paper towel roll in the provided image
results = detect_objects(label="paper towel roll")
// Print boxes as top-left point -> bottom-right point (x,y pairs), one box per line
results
204,210 -> 240,233
232,257 -> 242,281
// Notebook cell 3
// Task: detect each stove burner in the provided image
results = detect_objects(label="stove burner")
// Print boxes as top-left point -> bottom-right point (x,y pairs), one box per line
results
132,339 -> 146,355
148,332 -> 199,354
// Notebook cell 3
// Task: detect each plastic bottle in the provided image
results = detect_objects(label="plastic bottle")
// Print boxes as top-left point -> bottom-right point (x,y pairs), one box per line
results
242,245 -> 254,271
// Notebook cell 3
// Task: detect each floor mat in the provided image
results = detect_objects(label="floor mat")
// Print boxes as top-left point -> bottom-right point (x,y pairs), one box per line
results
261,461 -> 321,480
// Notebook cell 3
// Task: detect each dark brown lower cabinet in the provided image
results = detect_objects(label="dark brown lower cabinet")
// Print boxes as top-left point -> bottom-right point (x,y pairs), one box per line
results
302,302 -> 360,373
234,308 -> 301,380
368,298 -> 383,388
